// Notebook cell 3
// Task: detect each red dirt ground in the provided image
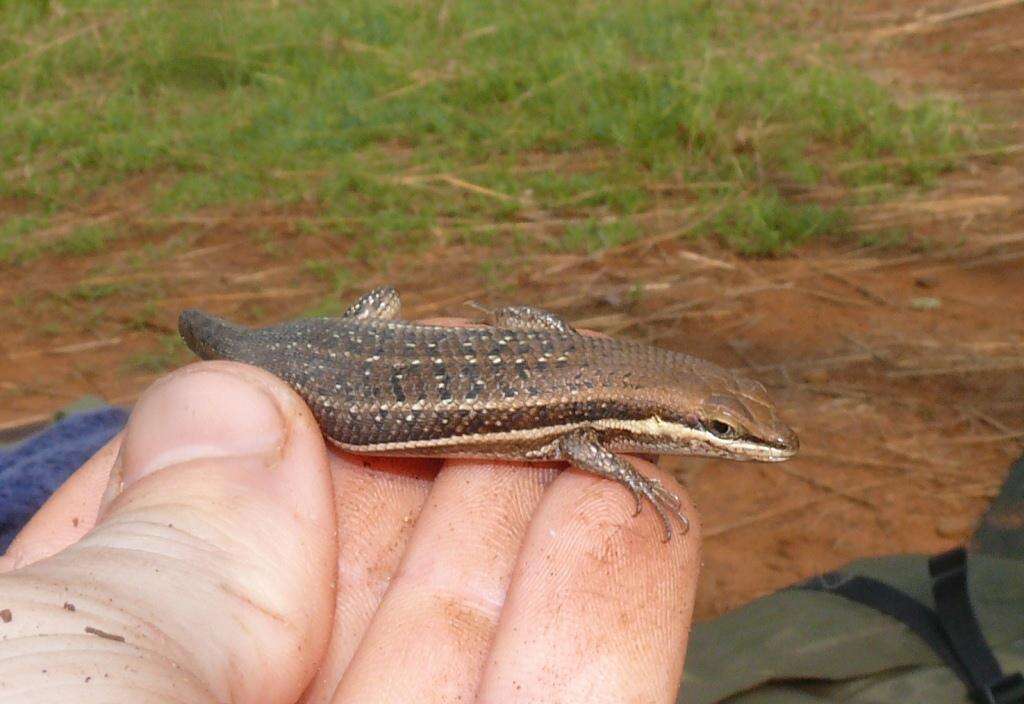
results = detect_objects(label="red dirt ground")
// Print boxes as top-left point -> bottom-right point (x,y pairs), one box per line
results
1,1 -> 1022,620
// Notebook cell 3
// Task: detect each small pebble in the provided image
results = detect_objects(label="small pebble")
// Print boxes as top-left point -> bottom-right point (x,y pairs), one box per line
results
803,368 -> 829,385
909,296 -> 942,310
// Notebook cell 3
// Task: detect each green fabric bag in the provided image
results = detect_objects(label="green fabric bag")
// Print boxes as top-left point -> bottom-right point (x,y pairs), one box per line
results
679,454 -> 1024,704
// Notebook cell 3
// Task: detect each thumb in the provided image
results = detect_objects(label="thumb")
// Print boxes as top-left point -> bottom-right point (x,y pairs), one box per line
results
0,362 -> 336,704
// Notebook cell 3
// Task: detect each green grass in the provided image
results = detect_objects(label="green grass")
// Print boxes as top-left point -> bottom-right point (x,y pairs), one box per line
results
125,333 -> 185,373
68,282 -> 123,301
0,0 -> 974,257
54,224 -> 117,256
551,219 -> 642,254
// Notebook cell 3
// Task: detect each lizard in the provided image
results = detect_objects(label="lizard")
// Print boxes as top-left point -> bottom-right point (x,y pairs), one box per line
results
178,286 -> 799,541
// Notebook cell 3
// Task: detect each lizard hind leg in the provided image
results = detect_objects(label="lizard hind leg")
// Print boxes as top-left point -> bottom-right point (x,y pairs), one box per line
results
491,305 -> 578,335
558,429 -> 689,542
343,286 -> 402,320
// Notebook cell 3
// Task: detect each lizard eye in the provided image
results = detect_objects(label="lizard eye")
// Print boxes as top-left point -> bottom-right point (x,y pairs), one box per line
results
707,419 -> 738,439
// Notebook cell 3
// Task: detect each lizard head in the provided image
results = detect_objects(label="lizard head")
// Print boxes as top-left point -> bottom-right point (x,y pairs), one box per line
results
684,375 -> 799,461
598,366 -> 799,462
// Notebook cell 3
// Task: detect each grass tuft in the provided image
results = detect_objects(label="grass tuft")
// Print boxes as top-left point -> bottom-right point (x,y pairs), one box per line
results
54,225 -> 116,257
713,195 -> 849,256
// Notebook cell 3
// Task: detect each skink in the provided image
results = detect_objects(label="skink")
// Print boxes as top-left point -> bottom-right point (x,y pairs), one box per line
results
178,286 -> 799,540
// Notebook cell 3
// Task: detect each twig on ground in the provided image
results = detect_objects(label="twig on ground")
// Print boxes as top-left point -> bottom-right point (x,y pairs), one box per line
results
162,287 -> 322,305
967,407 -> 1017,434
26,213 -> 119,246
793,383 -> 872,399
868,0 -> 1024,41
7,338 -> 123,360
675,250 -> 737,270
741,351 -> 874,374
1,19 -> 119,71
838,254 -> 932,273
436,174 -> 522,203
880,445 -> 972,479
371,71 -> 447,102
795,286 -> 871,308
705,477 -> 896,538
776,465 -> 877,508
601,283 -> 792,335
140,214 -> 364,226
959,248 -> 1024,269
839,333 -> 893,367
174,244 -> 235,260
836,143 -> 1024,171
798,449 -> 913,473
816,268 -> 891,306
79,269 -> 206,286
0,412 -> 53,433
228,267 -> 294,284
930,431 -> 1024,445
887,357 -> 1024,378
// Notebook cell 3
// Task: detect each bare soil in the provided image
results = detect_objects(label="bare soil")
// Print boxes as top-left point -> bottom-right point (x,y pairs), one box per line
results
2,0 -> 1022,620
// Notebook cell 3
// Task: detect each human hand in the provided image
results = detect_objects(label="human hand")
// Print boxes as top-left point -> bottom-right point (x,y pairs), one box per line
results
0,361 -> 700,703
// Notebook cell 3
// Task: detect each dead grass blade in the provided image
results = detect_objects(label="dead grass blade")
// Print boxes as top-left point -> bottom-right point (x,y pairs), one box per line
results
887,356 -> 1024,378
776,465 -> 876,507
868,0 -> 1024,41
7,338 -> 123,360
1,17 -> 121,71
815,268 -> 891,306
705,477 -> 896,538
162,287 -> 322,305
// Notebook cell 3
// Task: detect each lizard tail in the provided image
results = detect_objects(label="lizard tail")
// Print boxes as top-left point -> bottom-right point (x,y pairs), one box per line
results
178,309 -> 248,361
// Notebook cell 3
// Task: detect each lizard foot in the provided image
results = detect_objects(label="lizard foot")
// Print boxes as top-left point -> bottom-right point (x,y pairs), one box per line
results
622,472 -> 689,542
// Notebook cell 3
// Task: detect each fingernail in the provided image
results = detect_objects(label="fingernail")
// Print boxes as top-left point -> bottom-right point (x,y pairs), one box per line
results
118,368 -> 286,487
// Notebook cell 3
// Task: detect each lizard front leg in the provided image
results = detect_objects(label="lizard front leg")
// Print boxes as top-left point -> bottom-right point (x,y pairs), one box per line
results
557,428 -> 689,542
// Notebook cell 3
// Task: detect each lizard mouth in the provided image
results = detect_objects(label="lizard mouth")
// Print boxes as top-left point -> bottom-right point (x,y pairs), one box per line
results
751,439 -> 799,462
706,436 -> 798,462
761,444 -> 798,461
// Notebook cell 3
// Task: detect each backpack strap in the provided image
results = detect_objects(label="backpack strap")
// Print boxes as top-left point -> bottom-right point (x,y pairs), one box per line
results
929,548 -> 1024,704
799,549 -> 1024,704
800,572 -> 971,683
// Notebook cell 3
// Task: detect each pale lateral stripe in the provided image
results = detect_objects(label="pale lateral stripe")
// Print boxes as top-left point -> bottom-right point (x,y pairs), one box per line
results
330,415 -> 788,461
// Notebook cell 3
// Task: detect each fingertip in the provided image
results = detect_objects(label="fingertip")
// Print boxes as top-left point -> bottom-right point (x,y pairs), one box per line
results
115,363 -> 286,487
478,458 -> 700,703
104,361 -> 334,534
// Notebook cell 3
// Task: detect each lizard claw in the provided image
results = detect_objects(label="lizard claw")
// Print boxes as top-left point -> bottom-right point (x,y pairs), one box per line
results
558,429 -> 690,543
626,475 -> 690,542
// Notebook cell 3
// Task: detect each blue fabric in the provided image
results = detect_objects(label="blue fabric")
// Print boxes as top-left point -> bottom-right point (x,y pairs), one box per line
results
0,407 -> 129,552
